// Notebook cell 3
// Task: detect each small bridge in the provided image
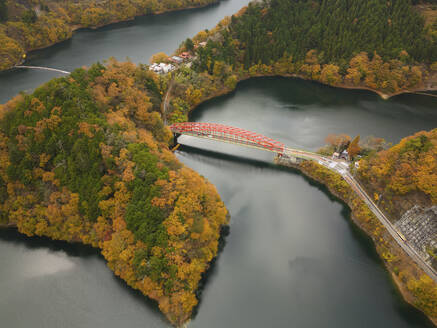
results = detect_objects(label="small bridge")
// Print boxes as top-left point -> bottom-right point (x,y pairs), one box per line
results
14,65 -> 71,75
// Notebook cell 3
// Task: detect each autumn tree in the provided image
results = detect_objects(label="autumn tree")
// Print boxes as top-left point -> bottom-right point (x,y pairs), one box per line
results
150,52 -> 169,64
320,64 -> 341,85
347,135 -> 361,159
325,134 -> 351,152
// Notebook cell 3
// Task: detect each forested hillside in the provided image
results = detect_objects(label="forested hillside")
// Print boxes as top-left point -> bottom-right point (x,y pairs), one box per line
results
169,0 -> 437,103
0,0 -> 219,71
0,59 -> 228,326
358,129 -> 437,220
231,0 -> 437,65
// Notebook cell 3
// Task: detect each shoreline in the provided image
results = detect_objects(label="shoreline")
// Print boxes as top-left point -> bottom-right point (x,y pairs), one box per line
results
182,74 -> 437,123
0,223 -> 17,229
236,72 -> 437,100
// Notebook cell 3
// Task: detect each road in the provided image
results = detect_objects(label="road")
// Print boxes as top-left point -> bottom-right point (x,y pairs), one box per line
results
162,79 -> 174,125
284,147 -> 437,282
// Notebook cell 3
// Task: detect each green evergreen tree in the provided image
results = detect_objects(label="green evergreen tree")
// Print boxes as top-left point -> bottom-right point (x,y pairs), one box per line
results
0,0 -> 7,22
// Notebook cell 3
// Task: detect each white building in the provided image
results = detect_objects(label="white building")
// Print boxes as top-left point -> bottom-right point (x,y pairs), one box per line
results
149,62 -> 175,74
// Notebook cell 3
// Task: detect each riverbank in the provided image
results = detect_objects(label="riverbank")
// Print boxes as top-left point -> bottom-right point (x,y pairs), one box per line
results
242,70 -> 437,100
274,158 -> 437,326
233,72 -> 437,100
164,56 -> 437,126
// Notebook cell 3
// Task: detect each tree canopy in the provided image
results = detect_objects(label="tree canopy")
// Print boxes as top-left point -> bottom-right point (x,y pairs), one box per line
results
0,0 -> 7,22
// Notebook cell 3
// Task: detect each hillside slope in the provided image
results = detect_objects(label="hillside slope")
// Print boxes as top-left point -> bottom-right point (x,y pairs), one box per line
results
0,59 -> 228,326
358,129 -> 437,219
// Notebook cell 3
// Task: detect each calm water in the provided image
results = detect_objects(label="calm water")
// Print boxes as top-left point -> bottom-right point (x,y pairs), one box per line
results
180,78 -> 437,328
1,1 -> 437,327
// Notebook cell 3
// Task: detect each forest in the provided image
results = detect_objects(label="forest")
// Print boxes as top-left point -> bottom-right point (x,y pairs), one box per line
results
0,0 -> 219,71
231,0 -> 437,66
0,59 -> 228,326
163,0 -> 437,107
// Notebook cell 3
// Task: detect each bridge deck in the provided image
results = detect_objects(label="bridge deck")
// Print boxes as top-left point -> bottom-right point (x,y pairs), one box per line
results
171,122 -> 285,153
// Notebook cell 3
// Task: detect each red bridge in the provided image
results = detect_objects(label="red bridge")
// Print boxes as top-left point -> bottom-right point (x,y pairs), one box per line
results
170,122 -> 285,154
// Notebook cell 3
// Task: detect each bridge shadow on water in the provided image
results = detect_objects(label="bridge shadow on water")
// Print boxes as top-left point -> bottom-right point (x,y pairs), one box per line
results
177,144 -> 436,327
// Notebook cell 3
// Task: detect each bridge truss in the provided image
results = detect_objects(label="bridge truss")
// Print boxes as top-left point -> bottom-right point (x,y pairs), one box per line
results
170,122 -> 285,154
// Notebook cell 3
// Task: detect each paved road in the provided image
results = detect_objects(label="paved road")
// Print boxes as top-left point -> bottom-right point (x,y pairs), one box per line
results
284,147 -> 437,282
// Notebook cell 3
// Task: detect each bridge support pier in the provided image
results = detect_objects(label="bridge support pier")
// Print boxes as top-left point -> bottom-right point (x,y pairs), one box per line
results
172,133 -> 181,147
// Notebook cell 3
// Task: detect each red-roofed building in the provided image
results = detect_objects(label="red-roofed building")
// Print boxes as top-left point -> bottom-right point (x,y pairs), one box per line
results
180,52 -> 191,60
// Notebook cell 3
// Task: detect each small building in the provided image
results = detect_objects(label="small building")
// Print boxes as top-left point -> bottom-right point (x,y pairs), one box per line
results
149,62 -> 175,74
332,152 -> 340,159
199,41 -> 207,47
